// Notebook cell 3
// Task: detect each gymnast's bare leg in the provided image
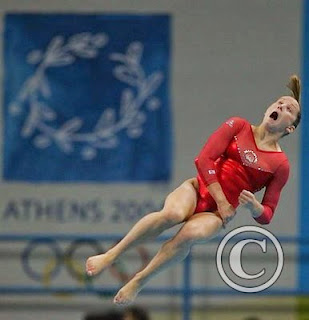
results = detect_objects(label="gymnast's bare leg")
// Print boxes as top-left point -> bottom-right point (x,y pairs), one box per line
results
113,211 -> 223,305
86,178 -> 199,276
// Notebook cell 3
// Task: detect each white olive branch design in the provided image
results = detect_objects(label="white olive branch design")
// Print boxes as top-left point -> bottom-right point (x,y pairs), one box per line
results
8,33 -> 164,160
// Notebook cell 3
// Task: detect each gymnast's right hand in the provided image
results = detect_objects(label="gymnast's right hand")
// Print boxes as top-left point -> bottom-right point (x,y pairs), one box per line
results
217,201 -> 236,226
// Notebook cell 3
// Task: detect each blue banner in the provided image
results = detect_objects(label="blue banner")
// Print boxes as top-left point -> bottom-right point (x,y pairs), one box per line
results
299,0 -> 309,292
3,14 -> 172,182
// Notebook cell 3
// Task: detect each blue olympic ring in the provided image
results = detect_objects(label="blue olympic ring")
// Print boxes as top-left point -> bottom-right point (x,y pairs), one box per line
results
22,238 -> 62,281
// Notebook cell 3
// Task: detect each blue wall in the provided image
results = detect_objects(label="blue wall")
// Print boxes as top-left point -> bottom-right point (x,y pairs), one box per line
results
299,0 -> 309,293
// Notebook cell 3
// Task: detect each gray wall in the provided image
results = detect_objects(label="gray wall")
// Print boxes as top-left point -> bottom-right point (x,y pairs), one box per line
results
0,1 -> 302,319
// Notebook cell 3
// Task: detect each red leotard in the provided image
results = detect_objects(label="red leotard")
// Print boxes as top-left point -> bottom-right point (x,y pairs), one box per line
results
194,117 -> 290,224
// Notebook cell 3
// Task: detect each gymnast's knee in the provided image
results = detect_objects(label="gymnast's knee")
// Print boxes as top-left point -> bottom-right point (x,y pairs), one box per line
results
160,207 -> 188,225
180,221 -> 220,244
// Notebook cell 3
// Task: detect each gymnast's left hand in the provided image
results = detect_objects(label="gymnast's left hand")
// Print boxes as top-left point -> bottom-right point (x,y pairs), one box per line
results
238,190 -> 259,211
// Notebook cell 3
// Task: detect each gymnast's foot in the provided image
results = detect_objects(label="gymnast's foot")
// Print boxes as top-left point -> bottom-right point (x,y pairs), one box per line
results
86,252 -> 114,276
113,279 -> 141,305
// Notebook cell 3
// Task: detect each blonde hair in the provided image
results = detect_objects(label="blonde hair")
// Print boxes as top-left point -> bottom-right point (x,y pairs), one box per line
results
282,75 -> 301,137
287,74 -> 301,103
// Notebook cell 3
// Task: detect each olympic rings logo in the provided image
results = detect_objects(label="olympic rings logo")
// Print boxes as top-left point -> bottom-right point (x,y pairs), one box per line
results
21,238 -> 150,296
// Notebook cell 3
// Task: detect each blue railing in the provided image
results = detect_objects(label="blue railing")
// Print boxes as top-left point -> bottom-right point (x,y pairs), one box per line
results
0,233 -> 308,320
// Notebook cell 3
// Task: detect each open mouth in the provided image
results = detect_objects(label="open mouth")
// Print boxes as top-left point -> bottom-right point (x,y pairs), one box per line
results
269,111 -> 278,121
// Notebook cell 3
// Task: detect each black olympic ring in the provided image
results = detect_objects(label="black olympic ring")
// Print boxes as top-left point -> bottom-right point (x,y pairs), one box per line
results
65,239 -> 104,281
21,238 -> 150,284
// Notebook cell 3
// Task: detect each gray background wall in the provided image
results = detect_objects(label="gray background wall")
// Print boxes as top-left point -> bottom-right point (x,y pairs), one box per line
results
0,1 -> 302,319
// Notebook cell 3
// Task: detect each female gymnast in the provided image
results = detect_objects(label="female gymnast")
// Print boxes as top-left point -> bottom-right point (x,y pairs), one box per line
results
86,75 -> 301,305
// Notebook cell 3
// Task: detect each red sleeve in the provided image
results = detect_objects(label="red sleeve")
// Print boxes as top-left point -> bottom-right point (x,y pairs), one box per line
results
254,160 -> 290,225
195,117 -> 246,186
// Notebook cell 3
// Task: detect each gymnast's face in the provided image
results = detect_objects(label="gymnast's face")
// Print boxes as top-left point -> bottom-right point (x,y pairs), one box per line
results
263,96 -> 300,135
